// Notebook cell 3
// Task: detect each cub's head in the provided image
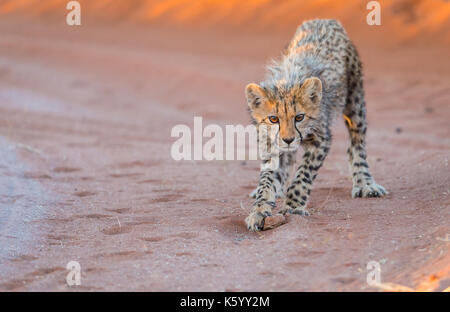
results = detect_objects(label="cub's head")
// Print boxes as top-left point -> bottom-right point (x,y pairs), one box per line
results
245,77 -> 322,152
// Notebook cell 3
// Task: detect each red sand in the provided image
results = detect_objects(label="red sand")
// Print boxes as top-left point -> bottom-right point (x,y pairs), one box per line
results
0,1 -> 449,291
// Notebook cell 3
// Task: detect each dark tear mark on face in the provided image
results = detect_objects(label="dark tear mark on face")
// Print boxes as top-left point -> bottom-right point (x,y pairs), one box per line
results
294,123 -> 303,142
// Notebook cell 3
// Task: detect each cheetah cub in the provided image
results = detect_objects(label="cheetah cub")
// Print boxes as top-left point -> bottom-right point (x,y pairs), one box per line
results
245,19 -> 387,231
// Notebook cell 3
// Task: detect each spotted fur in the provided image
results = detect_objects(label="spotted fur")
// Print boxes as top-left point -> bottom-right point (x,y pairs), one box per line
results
245,19 -> 387,231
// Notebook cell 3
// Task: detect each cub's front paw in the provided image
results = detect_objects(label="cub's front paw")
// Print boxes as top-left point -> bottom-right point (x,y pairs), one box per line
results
352,182 -> 387,198
249,188 -> 284,199
245,203 -> 273,232
279,205 -> 310,216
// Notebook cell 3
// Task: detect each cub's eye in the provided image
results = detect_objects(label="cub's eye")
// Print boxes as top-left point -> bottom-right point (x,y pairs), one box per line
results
268,116 -> 279,123
295,114 -> 305,122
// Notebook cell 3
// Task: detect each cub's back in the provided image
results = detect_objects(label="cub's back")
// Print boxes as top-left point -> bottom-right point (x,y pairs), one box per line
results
287,19 -> 350,79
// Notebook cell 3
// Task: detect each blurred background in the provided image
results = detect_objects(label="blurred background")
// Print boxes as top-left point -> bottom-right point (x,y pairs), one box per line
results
1,0 -> 449,40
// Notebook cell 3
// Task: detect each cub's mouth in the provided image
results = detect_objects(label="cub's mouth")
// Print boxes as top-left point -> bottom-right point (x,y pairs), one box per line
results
279,146 -> 300,152
277,140 -> 301,152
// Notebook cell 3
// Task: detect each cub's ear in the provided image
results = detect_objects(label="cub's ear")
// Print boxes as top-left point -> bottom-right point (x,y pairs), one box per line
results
245,83 -> 267,111
300,77 -> 322,105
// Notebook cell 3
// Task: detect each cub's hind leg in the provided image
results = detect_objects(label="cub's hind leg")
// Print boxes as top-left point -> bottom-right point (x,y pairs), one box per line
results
344,45 -> 387,198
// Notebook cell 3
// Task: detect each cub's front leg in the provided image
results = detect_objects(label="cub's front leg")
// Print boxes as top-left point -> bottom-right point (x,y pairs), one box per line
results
281,137 -> 331,216
245,160 -> 278,231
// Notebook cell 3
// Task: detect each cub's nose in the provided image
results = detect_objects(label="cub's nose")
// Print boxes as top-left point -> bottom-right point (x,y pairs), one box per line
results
282,137 -> 295,145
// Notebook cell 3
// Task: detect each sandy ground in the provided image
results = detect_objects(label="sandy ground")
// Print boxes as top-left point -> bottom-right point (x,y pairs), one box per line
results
0,4 -> 449,291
